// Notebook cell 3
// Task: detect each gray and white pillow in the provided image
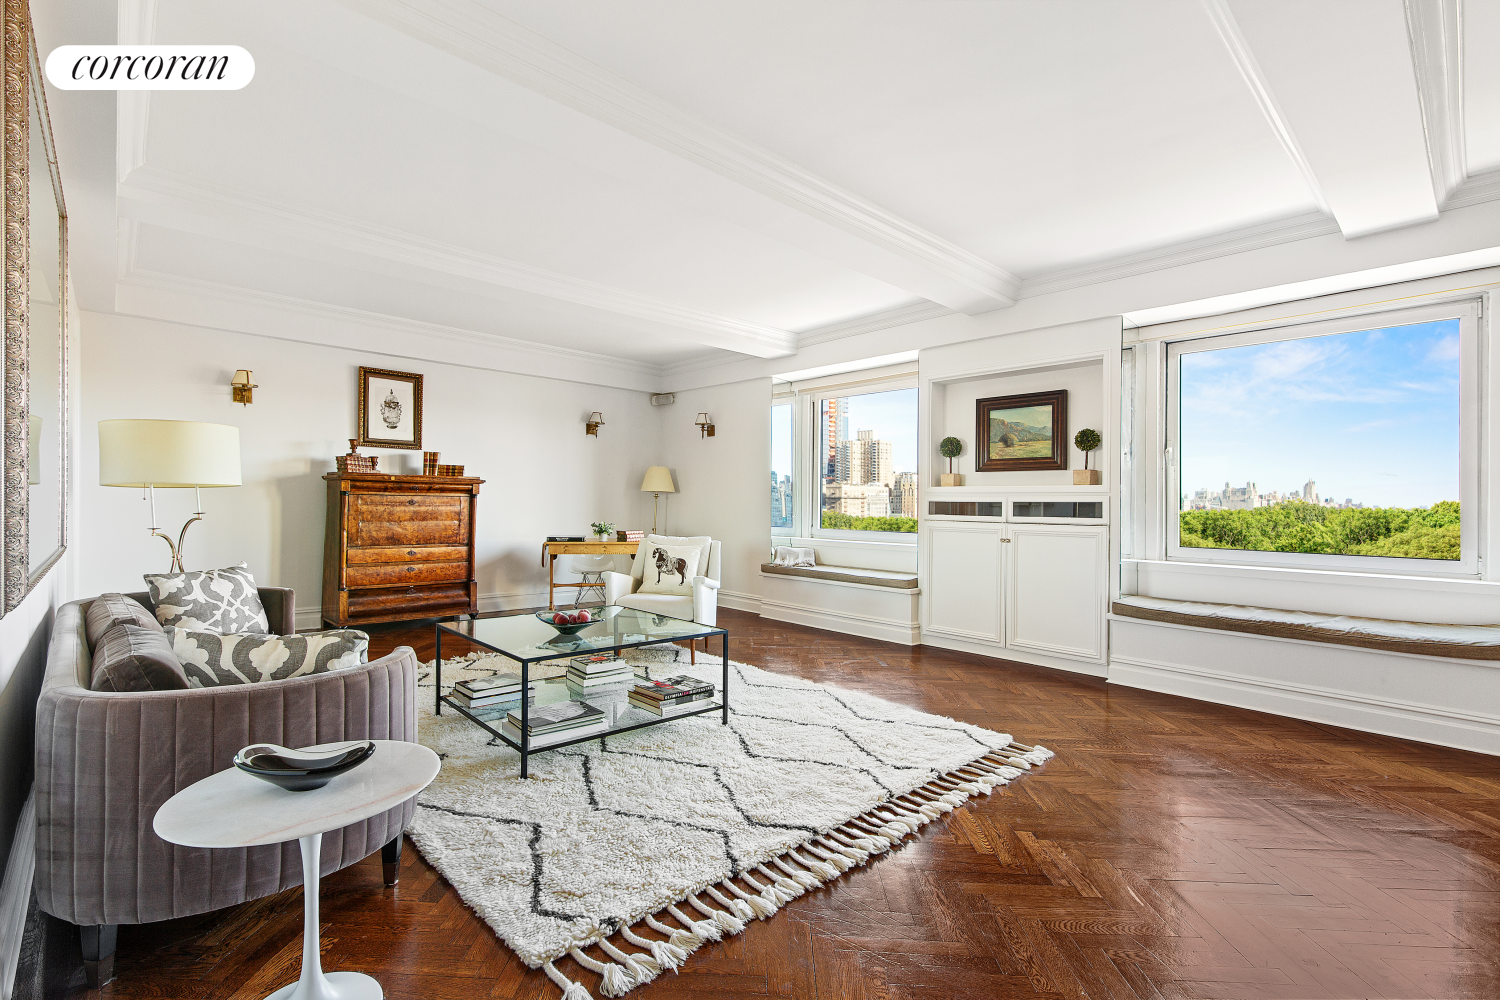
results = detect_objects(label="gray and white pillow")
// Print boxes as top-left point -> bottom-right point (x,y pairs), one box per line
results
167,628 -> 369,687
144,562 -> 269,634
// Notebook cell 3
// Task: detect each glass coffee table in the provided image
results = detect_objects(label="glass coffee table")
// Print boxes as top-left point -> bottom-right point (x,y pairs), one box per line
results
435,606 -> 728,778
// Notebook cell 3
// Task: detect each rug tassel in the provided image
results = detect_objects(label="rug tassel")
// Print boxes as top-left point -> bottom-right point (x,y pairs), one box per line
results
806,844 -> 853,872
688,894 -> 745,936
569,947 -> 633,998
708,884 -> 757,923
791,850 -> 840,880
624,925 -> 687,972
722,878 -> 778,919
668,903 -> 722,943
773,857 -> 822,889
597,938 -> 658,985
757,863 -> 803,900
645,913 -> 700,954
740,872 -> 785,914
544,960 -> 594,1000
819,836 -> 868,864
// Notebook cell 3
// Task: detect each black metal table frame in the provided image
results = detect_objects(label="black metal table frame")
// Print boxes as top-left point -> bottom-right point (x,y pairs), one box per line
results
435,615 -> 729,778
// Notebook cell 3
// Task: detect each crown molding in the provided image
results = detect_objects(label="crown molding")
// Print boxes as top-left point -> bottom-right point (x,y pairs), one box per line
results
117,167 -> 796,359
114,0 -> 155,181
334,0 -> 1019,313
1199,0 -> 1329,215
1018,210 -> 1340,300
113,267 -> 669,390
1405,0 -> 1466,207
794,301 -> 954,348
1445,167 -> 1500,212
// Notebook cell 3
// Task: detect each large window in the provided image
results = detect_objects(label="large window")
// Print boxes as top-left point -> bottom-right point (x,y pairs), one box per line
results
771,400 -> 794,534
1169,301 -> 1478,573
818,387 -> 918,534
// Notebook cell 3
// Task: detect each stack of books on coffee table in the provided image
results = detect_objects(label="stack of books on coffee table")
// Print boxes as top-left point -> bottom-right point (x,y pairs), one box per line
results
566,653 -> 635,700
628,675 -> 716,717
449,673 -> 539,714
501,700 -> 608,747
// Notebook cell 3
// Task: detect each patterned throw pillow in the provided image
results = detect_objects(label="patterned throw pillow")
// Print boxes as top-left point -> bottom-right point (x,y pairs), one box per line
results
636,543 -> 701,597
167,628 -> 369,688
143,562 -> 270,634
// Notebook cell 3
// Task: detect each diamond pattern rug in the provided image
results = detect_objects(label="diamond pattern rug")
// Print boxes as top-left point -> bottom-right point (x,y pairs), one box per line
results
409,647 -> 1052,999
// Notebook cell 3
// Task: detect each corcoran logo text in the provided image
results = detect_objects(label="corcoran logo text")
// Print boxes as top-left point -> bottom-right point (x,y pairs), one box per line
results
45,46 -> 254,90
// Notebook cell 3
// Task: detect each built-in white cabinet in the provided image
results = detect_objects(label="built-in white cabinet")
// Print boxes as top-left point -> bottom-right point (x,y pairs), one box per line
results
923,511 -> 1108,671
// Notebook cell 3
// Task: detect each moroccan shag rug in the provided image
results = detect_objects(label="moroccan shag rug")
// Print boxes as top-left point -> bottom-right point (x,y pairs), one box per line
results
408,646 -> 1052,999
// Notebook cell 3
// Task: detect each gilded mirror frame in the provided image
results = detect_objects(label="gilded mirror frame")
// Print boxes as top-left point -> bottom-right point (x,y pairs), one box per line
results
2,0 -> 68,614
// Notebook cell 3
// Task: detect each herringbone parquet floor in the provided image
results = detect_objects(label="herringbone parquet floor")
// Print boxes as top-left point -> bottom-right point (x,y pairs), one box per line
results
17,608 -> 1500,999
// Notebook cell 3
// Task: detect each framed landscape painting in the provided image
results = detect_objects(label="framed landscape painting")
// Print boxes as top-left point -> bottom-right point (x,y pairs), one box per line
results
976,389 -> 1067,471
357,366 -> 423,449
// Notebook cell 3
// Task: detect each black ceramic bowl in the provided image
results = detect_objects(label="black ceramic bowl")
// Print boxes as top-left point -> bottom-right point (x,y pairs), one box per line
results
536,610 -> 597,635
234,741 -> 376,792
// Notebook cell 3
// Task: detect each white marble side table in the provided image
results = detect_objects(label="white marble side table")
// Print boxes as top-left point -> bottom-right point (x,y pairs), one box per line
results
153,741 -> 440,1000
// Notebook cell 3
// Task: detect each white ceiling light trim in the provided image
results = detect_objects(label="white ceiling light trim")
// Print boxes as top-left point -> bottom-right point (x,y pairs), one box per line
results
333,0 -> 1020,315
117,168 -> 796,359
1211,0 -> 1439,239
1405,0 -> 1467,206
1199,0 -> 1330,215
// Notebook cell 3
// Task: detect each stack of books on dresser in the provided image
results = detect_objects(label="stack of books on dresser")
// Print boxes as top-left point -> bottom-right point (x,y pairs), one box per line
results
566,653 -> 634,700
628,675 -> 716,716
501,700 -> 608,747
448,674 -> 538,714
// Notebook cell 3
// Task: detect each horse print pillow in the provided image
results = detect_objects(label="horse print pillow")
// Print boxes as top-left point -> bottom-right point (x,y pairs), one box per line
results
143,562 -> 270,634
636,543 -> 701,596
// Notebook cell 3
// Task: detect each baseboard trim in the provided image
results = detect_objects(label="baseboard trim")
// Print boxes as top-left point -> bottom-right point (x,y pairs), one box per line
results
921,633 -> 1108,677
717,590 -> 762,615
758,598 -> 919,645
1108,651 -> 1500,756
1,787 -> 35,1000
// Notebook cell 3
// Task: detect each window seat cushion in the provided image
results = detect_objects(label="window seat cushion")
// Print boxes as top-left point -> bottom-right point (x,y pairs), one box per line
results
1112,595 -> 1500,660
760,563 -> 918,590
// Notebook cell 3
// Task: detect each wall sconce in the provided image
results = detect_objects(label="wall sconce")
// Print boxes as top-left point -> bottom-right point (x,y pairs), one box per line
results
585,411 -> 605,436
231,370 -> 257,405
695,412 -> 715,438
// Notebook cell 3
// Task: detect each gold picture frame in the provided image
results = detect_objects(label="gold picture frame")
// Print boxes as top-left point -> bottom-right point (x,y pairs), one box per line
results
357,366 -> 423,450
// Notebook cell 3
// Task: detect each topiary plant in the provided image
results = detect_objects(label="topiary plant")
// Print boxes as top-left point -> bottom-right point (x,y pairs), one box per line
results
1074,428 -> 1102,470
939,436 -> 962,474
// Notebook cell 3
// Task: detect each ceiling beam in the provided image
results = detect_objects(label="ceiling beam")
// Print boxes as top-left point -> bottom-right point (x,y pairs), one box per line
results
333,0 -> 1019,314
116,169 -> 798,359
1205,0 -> 1439,239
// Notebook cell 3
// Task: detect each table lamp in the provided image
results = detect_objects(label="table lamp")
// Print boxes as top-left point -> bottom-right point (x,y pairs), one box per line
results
639,465 -> 676,534
99,419 -> 242,572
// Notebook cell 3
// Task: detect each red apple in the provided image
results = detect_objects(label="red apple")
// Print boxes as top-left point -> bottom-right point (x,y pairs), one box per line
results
553,612 -> 568,625
576,610 -> 591,623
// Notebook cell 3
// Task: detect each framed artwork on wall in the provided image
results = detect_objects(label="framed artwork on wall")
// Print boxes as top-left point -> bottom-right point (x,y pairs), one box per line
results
975,389 -> 1067,471
357,366 -> 423,450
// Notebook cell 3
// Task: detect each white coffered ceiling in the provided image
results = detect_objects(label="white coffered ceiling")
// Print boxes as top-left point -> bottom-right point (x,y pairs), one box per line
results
38,0 -> 1500,380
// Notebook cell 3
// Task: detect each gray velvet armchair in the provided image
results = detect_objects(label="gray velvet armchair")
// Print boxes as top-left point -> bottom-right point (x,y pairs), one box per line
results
34,589 -> 421,986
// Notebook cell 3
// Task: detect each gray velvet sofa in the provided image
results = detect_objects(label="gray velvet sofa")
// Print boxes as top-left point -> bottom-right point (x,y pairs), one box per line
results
34,589 -> 421,985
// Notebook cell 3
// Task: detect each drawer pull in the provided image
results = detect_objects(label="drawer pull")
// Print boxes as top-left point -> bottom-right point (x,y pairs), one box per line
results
408,549 -> 416,556
407,499 -> 417,505
407,567 -> 415,573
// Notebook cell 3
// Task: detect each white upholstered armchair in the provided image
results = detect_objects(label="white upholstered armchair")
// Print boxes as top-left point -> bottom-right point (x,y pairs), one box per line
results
604,535 -> 721,658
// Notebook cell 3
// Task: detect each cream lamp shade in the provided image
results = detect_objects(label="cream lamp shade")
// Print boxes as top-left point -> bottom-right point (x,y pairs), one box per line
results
99,419 -> 242,487
639,466 -> 676,493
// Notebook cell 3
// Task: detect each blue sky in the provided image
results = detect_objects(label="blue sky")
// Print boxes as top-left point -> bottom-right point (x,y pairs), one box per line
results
771,387 -> 918,479
1179,319 -> 1460,509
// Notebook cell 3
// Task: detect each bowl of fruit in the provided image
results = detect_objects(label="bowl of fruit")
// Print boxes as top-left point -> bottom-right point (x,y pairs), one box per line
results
537,608 -> 597,635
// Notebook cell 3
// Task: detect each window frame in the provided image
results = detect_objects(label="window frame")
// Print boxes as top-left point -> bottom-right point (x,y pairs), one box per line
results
770,395 -> 796,537
804,374 -> 919,544
1164,299 -> 1482,578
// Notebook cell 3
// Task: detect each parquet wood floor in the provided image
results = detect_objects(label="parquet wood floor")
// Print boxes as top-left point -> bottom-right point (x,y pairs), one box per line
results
16,608 -> 1500,999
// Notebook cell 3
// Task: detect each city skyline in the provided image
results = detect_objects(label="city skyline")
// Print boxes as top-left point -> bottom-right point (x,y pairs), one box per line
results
1179,318 -> 1461,509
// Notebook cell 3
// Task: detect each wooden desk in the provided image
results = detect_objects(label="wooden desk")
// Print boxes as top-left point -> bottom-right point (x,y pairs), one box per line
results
543,540 -> 640,609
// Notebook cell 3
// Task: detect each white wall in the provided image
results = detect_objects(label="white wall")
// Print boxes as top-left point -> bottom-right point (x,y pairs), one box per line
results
653,379 -> 771,610
79,312 -> 664,624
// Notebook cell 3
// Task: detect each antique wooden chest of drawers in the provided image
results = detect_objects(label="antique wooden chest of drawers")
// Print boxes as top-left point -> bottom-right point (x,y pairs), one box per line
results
321,472 -> 485,627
